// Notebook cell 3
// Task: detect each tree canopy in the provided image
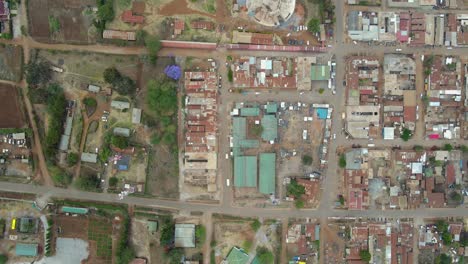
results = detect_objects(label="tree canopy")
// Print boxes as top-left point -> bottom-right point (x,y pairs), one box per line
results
287,179 -> 305,198
96,0 -> 114,21
339,154 -> 347,168
144,35 -> 161,64
147,79 -> 177,117
256,247 -> 274,264
103,67 -> 136,95
359,250 -> 371,262
25,60 -> 52,87
44,84 -> 67,159
308,18 -> 320,33
111,135 -> 129,149
400,128 -> 412,141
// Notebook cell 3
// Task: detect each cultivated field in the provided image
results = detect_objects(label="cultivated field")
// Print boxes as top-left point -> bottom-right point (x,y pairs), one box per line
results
0,84 -> 26,129
0,45 -> 23,82
28,0 -> 97,43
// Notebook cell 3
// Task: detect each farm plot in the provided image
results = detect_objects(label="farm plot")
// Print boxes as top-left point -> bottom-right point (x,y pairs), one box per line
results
88,218 -> 113,261
28,0 -> 97,43
0,45 -> 23,82
0,84 -> 26,129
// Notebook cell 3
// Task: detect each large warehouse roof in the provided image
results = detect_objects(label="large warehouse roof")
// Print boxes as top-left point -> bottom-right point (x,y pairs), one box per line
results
259,153 -> 276,195
234,156 -> 257,187
261,115 -> 278,142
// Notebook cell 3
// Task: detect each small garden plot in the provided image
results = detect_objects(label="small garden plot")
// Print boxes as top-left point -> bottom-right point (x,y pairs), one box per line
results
88,218 -> 113,260
0,45 -> 23,82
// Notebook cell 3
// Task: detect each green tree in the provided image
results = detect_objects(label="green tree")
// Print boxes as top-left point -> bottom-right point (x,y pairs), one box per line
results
67,152 -> 79,166
443,144 -> 453,151
256,247 -> 274,264
144,35 -> 161,64
339,154 -> 346,168
318,88 -> 325,94
111,135 -> 129,149
82,97 -> 97,107
135,29 -> 148,45
302,155 -> 313,166
75,174 -> 100,191
48,16 -> 60,33
160,217 -> 175,246
295,199 -> 305,208
251,219 -> 261,232
338,195 -> 345,205
195,225 -> 206,245
251,124 -> 263,137
436,220 -> 448,233
442,231 -> 453,245
109,177 -> 118,188
25,60 -> 52,87
103,67 -> 121,84
227,68 -> 233,82
359,249 -> 371,262
97,0 -> 114,21
449,191 -> 462,203
400,128 -> 412,141
116,247 -> 135,264
287,179 -> 305,198
308,18 -> 321,33
460,145 -> 468,153
0,254 -> 8,264
414,145 -> 424,152
147,79 -> 177,116
435,253 -> 452,264
166,248 -> 184,264
44,84 -> 67,159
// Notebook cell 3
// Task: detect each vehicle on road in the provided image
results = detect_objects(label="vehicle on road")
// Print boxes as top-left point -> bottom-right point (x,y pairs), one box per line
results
396,48 -> 402,52
226,179 -> 230,187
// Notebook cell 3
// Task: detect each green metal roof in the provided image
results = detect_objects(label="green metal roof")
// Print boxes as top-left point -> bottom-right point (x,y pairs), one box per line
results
147,220 -> 158,232
61,206 -> 89,215
239,139 -> 259,148
226,247 -> 249,264
15,243 -> 38,257
234,156 -> 257,187
233,117 -> 247,140
240,107 -> 260,116
265,103 -> 278,114
310,65 -> 330,81
259,153 -> 276,195
261,115 -> 278,142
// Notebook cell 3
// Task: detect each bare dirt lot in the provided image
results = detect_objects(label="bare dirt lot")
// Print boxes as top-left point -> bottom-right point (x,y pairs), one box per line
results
213,216 -> 281,263
28,0 -> 97,43
0,84 -> 26,129
0,45 -> 23,82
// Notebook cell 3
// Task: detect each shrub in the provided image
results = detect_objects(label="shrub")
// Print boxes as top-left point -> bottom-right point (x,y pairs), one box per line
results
109,177 -> 118,188
256,247 -> 274,264
339,154 -> 346,168
295,199 -> 305,208
75,174 -> 100,191
48,16 -> 60,33
83,97 -> 97,107
443,144 -> 453,152
67,152 -> 79,166
400,128 -> 412,141
287,179 -> 305,198
195,225 -> 206,245
318,88 -> 325,94
359,250 -> 371,262
308,18 -> 320,33
251,219 -> 261,232
25,60 -> 52,87
251,124 -> 263,137
302,155 -> 312,166
144,35 -> 161,64
111,135 -> 129,149
0,254 -> 8,264
227,68 -> 233,82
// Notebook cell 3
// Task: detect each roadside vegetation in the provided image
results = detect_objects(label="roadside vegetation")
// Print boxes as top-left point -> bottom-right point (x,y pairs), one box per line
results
103,67 -> 136,96
287,179 -> 306,208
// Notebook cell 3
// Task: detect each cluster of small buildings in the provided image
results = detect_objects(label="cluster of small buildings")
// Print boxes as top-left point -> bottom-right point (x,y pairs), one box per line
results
347,11 -> 468,47
387,0 -> 458,9
231,56 -> 297,89
343,147 -> 467,210
0,132 -> 30,165
344,56 -> 381,139
418,220 -> 467,262
424,56 -> 463,140
230,102 -> 278,195
0,0 -> 10,36
345,220 -> 414,264
183,71 -> 219,193
344,54 -> 416,141
6,216 -> 41,259
382,54 -> 417,139
232,31 -> 275,45
286,222 -> 320,263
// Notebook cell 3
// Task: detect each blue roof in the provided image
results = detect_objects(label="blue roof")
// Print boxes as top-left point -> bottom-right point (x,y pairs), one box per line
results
118,165 -> 128,171
316,108 -> 328,119
315,225 -> 320,241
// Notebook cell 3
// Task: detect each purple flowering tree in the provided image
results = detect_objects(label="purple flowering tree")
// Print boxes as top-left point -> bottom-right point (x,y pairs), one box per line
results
164,65 -> 182,80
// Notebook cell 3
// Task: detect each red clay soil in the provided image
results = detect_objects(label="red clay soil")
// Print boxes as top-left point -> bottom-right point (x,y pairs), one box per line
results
0,84 -> 25,128
159,0 -> 216,18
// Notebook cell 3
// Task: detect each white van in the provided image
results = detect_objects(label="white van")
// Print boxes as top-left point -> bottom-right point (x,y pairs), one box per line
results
226,179 -> 230,187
